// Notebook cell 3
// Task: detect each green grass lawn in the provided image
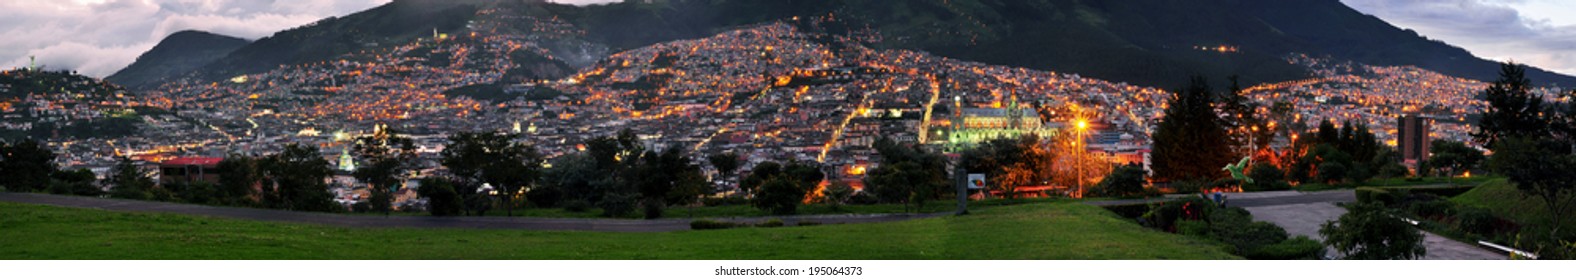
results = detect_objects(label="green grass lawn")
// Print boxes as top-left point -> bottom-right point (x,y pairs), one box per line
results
1362,176 -> 1498,187
0,201 -> 1236,260
1452,179 -> 1576,232
1294,176 -> 1500,192
358,197 -> 1071,219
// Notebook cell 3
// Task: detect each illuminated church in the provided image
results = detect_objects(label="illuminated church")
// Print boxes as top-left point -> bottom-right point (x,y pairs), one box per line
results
943,93 -> 1058,152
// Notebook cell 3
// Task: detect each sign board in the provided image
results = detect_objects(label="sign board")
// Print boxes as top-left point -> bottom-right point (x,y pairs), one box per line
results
967,173 -> 986,190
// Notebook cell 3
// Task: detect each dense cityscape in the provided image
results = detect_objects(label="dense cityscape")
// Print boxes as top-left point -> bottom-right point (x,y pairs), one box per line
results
3,0 -> 1575,265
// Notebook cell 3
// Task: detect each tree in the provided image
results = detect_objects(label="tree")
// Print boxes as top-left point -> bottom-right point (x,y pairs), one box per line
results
1426,140 -> 1484,178
1489,137 -> 1576,237
259,143 -> 338,212
753,175 -> 808,215
872,137 -> 950,201
352,125 -> 416,215
216,154 -> 260,206
1093,163 -> 1146,198
822,180 -> 854,210
1369,147 -> 1409,179
740,161 -> 781,197
581,129 -> 645,216
1474,63 -> 1551,148
439,131 -> 542,217
1316,161 -> 1348,184
669,166 -> 709,217
170,181 -> 217,205
708,152 -> 740,192
48,168 -> 101,196
416,177 -> 464,216
1151,77 -> 1235,183
539,152 -> 599,204
0,139 -> 56,192
1220,76 -> 1265,154
1319,202 -> 1426,260
632,147 -> 702,219
1245,162 -> 1288,191
105,157 -> 155,200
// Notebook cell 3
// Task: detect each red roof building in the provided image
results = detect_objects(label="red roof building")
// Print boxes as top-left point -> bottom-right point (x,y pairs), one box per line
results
159,157 -> 224,186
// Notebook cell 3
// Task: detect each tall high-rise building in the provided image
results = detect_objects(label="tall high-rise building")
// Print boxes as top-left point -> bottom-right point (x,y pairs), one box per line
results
1397,115 -> 1432,168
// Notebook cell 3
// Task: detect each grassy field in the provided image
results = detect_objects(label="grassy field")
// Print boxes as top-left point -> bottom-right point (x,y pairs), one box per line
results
0,201 -> 1236,260
1452,179 -> 1576,232
1295,176 -> 1500,192
362,197 -> 1072,219
1362,176 -> 1498,187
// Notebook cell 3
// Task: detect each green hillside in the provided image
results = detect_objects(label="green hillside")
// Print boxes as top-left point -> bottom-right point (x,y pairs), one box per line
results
1453,179 -> 1576,233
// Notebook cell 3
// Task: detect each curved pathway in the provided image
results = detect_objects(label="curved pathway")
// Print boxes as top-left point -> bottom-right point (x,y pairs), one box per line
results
0,192 -> 948,232
1085,189 -> 1505,260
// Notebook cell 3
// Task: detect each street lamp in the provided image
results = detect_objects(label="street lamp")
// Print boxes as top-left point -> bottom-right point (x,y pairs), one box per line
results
1074,117 -> 1088,198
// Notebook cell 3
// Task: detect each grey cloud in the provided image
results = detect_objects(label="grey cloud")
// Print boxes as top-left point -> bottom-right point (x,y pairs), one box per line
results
0,0 -> 389,78
1342,0 -> 1576,76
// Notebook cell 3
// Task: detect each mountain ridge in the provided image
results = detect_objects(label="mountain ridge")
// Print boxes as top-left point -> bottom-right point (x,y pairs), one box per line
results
105,30 -> 249,90
113,0 -> 1576,91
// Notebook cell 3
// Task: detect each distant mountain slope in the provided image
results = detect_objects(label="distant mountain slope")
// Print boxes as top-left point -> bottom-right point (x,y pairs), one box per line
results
117,0 -> 1576,91
105,30 -> 248,90
1236,0 -> 1576,87
191,0 -> 480,80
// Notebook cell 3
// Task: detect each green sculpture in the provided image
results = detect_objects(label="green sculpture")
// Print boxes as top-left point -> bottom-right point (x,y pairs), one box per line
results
1223,156 -> 1253,184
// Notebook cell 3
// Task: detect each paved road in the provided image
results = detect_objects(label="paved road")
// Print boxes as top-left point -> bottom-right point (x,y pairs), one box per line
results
1088,190 -> 1506,260
1244,202 -> 1506,260
0,193 -> 948,232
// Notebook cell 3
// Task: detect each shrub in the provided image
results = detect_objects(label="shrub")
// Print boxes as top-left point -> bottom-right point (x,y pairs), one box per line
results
1404,186 -> 1476,198
1246,236 -> 1326,260
598,192 -> 637,217
1317,162 -> 1348,183
1355,187 -> 1398,206
1376,163 -> 1410,179
1246,163 -> 1289,191
757,219 -> 785,228
525,186 -> 562,208
350,202 -> 372,213
846,191 -> 879,205
1093,164 -> 1147,198
642,199 -> 664,219
702,196 -> 748,206
1455,207 -> 1504,237
1140,197 -> 1212,232
1409,200 -> 1457,219
1101,204 -> 1152,220
562,199 -> 592,212
1319,203 -> 1426,260
1214,221 -> 1291,254
1177,220 -> 1210,236
690,219 -> 741,230
1168,180 -> 1208,194
1206,178 -> 1239,190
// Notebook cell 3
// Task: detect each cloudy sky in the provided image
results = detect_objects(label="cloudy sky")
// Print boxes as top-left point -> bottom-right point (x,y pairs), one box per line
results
1,0 -> 1571,78
1341,0 -> 1576,76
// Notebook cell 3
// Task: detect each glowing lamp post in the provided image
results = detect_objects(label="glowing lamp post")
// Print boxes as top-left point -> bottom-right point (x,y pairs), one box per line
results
1075,118 -> 1089,198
